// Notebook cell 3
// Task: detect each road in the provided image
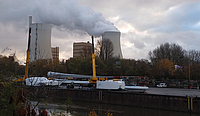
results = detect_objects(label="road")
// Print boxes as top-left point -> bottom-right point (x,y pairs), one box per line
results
59,85 -> 200,97
146,87 -> 200,97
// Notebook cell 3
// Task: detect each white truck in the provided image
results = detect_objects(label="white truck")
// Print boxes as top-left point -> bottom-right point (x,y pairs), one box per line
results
26,77 -> 61,86
156,83 -> 167,87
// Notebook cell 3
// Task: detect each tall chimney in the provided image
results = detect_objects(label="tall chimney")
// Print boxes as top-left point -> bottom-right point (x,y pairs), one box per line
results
29,16 -> 32,27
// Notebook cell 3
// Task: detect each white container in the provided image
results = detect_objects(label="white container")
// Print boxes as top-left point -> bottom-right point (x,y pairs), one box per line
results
96,80 -> 125,90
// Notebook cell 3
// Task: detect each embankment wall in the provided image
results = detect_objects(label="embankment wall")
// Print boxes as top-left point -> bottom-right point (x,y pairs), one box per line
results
26,87 -> 200,113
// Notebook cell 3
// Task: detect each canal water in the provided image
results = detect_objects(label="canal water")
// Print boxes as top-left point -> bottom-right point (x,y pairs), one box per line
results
33,100 -> 199,116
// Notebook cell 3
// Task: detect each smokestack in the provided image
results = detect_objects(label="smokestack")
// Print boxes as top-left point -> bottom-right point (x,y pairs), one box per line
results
29,16 -> 32,27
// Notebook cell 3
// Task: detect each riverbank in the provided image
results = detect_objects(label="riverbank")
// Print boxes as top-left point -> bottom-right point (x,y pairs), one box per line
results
25,86 -> 200,114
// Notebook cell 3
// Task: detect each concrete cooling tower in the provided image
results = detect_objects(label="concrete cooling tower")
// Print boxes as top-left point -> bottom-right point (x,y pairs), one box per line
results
29,16 -> 52,62
102,31 -> 123,59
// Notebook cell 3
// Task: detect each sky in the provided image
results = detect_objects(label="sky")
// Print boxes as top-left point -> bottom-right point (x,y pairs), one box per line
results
0,0 -> 200,64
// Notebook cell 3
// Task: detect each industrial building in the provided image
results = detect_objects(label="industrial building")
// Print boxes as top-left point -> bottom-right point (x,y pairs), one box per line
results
102,31 -> 123,59
29,16 -> 53,62
28,16 -> 122,61
73,41 -> 92,57
51,47 -> 59,61
73,31 -> 123,59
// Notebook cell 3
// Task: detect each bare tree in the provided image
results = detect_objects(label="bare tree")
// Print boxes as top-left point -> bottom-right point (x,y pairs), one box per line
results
185,50 -> 200,63
96,39 -> 114,63
95,40 -> 102,57
148,43 -> 185,65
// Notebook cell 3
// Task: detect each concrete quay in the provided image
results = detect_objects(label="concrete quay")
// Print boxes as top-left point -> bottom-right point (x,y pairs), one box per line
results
146,87 -> 200,97
26,87 -> 200,114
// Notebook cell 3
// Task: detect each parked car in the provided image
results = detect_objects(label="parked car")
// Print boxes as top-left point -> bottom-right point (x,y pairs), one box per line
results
156,83 -> 167,87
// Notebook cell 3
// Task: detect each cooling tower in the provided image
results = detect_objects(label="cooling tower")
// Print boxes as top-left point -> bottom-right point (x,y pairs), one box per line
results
29,16 -> 52,62
102,31 -> 123,59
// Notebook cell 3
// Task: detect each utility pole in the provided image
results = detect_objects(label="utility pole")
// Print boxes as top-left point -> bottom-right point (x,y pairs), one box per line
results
188,58 -> 190,89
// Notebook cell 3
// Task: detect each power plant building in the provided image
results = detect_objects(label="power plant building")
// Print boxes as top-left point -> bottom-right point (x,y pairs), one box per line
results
102,31 -> 123,59
51,47 -> 59,61
29,16 -> 53,62
73,41 -> 92,57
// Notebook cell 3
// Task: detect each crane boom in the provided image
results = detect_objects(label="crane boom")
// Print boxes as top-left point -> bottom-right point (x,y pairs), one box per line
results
89,36 -> 98,83
15,27 -> 31,82
1,47 -> 11,53
24,27 -> 31,79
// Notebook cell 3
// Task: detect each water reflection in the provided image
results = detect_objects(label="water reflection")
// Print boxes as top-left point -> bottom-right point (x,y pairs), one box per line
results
34,100 -> 198,116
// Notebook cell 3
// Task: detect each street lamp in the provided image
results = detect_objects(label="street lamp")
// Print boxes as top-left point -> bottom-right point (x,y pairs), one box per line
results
188,58 -> 190,89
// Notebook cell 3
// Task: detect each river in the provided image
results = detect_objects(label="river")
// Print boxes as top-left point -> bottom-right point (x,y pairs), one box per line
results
32,100 -> 199,116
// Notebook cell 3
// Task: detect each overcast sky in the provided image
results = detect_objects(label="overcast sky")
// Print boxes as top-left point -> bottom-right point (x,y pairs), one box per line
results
0,0 -> 200,64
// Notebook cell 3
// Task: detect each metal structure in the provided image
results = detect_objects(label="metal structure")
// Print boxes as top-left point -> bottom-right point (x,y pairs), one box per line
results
15,25 -> 31,82
29,16 -> 52,62
102,30 -> 123,59
90,36 -> 98,83
1,47 -> 11,54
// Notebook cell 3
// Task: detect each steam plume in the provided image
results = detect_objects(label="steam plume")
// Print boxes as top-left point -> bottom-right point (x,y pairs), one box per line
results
0,0 -> 118,36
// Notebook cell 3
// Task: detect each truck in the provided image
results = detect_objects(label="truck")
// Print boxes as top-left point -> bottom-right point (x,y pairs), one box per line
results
156,83 -> 167,87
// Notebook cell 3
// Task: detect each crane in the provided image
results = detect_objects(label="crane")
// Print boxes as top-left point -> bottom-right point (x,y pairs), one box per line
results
15,27 -> 31,82
89,36 -> 98,84
1,47 -> 11,54
10,51 -> 19,62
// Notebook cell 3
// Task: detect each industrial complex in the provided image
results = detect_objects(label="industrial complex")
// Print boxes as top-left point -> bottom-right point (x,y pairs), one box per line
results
12,16 -> 200,114
28,16 -> 123,62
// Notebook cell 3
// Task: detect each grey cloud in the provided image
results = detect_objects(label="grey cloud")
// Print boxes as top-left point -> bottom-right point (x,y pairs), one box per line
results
0,0 -> 118,36
1,0 -> 199,61
90,0 -> 200,33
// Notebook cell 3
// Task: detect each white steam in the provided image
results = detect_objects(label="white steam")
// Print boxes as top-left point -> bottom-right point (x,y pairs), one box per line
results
0,0 -> 118,36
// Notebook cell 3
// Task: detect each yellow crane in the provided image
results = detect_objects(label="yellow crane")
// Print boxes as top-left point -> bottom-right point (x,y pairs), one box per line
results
89,36 -> 98,84
15,27 -> 31,82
